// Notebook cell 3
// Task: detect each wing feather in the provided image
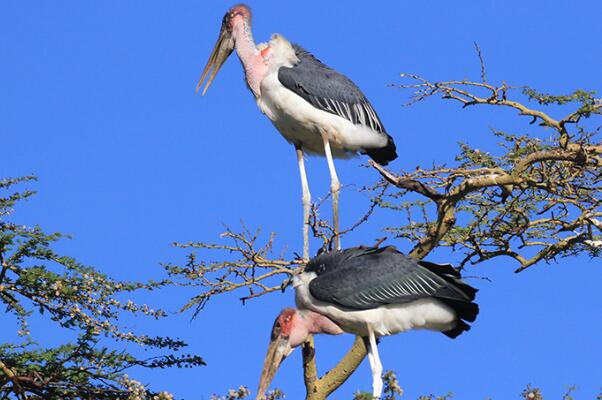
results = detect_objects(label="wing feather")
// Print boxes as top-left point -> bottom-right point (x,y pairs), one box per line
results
278,44 -> 386,134
306,246 -> 476,311
277,44 -> 398,165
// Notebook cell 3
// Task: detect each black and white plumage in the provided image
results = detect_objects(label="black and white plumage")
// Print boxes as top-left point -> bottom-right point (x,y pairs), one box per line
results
301,246 -> 478,338
258,38 -> 397,163
292,246 -> 478,397
278,44 -> 397,164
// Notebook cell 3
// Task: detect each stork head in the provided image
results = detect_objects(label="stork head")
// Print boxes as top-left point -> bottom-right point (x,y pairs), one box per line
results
196,4 -> 252,95
222,4 -> 252,32
257,308 -> 301,398
256,308 -> 344,398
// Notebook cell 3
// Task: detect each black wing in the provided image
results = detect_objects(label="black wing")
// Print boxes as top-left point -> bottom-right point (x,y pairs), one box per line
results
278,44 -> 397,165
306,246 -> 478,336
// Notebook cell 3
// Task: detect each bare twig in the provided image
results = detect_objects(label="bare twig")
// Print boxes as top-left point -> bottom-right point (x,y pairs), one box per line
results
473,42 -> 487,83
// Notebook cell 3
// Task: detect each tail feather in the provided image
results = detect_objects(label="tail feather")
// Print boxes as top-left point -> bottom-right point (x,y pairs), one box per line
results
418,260 -> 460,278
418,260 -> 480,338
364,134 -> 397,165
443,320 -> 471,339
419,261 -> 478,302
439,299 -> 479,323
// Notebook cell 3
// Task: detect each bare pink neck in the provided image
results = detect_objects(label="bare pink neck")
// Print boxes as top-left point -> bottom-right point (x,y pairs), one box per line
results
288,309 -> 342,347
232,20 -> 267,98
303,310 -> 344,336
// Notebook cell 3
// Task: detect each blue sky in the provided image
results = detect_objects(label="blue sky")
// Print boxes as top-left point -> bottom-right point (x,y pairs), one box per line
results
1,1 -> 601,399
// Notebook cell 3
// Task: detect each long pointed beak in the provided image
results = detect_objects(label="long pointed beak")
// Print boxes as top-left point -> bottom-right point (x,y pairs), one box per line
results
256,336 -> 292,399
196,28 -> 234,96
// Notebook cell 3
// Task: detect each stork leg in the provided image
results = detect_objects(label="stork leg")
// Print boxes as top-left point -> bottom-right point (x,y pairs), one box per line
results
367,326 -> 383,398
295,144 -> 311,261
321,134 -> 341,250
366,341 -> 377,394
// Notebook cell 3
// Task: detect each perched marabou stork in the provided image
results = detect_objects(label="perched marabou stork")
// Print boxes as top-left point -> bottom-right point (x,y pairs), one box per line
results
197,5 -> 397,260
257,246 -> 479,398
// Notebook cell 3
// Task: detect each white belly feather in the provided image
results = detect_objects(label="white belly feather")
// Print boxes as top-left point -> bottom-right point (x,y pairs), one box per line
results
257,71 -> 388,158
293,273 -> 457,337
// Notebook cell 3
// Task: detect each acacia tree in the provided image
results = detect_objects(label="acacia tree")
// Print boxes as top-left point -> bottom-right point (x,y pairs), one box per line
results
166,58 -> 601,400
0,176 -> 205,399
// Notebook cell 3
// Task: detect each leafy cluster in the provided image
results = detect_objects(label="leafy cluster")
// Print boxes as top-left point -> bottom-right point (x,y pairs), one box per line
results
353,370 -> 405,400
0,177 -> 204,399
210,386 -> 284,400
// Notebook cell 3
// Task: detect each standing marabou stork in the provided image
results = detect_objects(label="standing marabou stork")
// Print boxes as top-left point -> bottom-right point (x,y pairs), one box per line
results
257,246 -> 479,399
196,4 -> 397,260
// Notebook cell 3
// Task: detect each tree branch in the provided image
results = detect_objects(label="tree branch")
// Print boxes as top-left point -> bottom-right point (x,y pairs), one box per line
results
379,76 -> 600,273
315,337 -> 367,398
171,70 -> 600,398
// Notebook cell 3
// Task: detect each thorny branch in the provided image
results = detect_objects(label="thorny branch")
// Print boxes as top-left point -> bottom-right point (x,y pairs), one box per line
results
170,66 -> 600,398
166,228 -> 300,317
375,75 -> 601,272
166,187 -> 388,318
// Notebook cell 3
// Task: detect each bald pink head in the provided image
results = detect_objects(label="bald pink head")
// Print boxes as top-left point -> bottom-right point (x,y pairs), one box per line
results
219,4 -> 252,36
273,308 -> 343,346
257,308 -> 343,398
272,308 -> 296,339
197,3 -> 266,98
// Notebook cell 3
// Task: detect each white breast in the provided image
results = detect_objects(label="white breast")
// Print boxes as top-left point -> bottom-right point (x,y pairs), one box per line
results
293,273 -> 457,337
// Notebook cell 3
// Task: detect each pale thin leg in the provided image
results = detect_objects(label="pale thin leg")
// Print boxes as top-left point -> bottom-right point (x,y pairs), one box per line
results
366,341 -> 377,393
321,134 -> 341,250
367,326 -> 383,399
296,145 -> 311,261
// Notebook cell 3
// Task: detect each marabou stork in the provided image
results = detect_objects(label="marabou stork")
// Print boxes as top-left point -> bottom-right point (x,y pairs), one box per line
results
257,246 -> 479,398
196,5 -> 397,260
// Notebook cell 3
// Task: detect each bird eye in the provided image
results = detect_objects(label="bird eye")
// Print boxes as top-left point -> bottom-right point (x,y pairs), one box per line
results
270,321 -> 282,339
